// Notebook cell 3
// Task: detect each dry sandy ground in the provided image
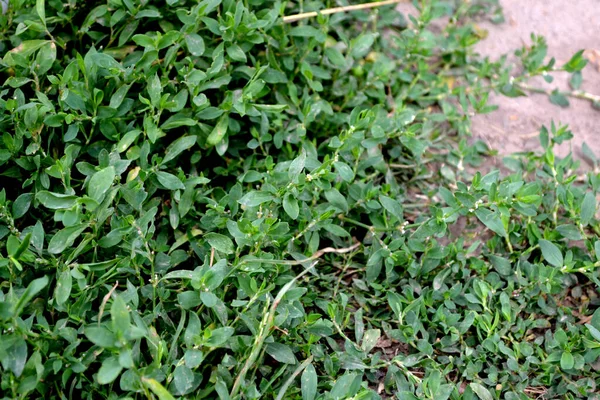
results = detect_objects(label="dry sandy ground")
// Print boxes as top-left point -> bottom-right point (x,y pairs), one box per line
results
398,0 -> 600,165
471,0 -> 600,164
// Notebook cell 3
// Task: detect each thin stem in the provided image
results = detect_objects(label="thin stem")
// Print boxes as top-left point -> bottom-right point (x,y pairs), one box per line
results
283,0 -> 408,23
251,241 -> 361,266
517,82 -> 600,104
332,319 -> 359,349
230,262 -> 318,399
274,356 -> 314,400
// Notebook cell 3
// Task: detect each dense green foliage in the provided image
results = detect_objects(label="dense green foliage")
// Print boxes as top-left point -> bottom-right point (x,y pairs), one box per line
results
1,0 -> 600,399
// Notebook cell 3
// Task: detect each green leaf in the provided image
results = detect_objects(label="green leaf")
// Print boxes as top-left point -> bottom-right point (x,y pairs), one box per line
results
325,47 -> 347,69
549,90 -> 569,107
13,276 -> 48,317
433,267 -> 451,291
283,194 -> 300,220
111,295 -> 130,335
135,9 -> 162,19
142,377 -> 175,400
570,71 -> 583,90
88,166 -> 116,203
109,83 -> 132,109
36,0 -> 46,26
301,363 -> 317,400
184,350 -> 204,369
379,195 -> 403,220
323,224 -> 350,237
85,325 -> 117,348
330,373 -> 359,399
539,239 -> 563,268
238,191 -> 273,207
489,255 -> 512,275
90,53 -> 123,71
563,50 -> 588,72
325,189 -> 348,213
586,323 -> 600,342
156,171 -> 185,190
205,327 -> 234,347
539,239 -> 564,268
470,383 -> 493,400
160,114 -> 197,130
0,336 -> 27,377
97,356 -> 123,384
207,114 -> 229,146
31,220 -> 45,251
55,268 -> 72,306
185,33 -> 205,57
200,291 -> 218,307
173,365 -> 195,394
361,329 -> 380,353
162,136 -> 197,164
119,348 -> 134,369
351,33 -> 377,58
48,224 -> 88,254
204,232 -> 234,254
266,342 -> 296,364
12,193 -> 33,219
290,26 -> 321,38
227,44 -> 247,62
475,208 -> 507,237
289,151 -> 306,179
116,129 -> 141,153
10,233 -> 31,259
560,351 -> 574,370
36,191 -> 78,210
132,34 -> 156,48
581,191 -> 596,226
3,40 -> 50,66
555,224 -> 582,240
334,161 -> 354,182
252,104 -> 287,112
148,73 -> 162,108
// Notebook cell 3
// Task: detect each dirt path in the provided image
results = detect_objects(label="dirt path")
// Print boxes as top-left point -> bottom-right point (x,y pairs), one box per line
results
471,0 -> 600,165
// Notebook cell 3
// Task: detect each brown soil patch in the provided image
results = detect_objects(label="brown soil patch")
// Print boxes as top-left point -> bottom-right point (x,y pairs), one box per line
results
396,0 -> 600,166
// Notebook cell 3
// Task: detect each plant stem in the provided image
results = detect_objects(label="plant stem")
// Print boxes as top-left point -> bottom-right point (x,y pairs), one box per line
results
517,82 -> 600,104
283,0 -> 408,23
274,356 -> 314,400
230,262 -> 318,399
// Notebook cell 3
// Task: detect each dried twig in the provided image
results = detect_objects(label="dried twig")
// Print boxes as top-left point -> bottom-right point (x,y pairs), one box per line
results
308,241 -> 361,260
97,281 -> 118,325
248,240 -> 361,266
283,0 -> 409,23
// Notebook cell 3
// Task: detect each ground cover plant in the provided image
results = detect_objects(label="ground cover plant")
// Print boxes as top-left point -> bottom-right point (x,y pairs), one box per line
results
1,0 -> 600,398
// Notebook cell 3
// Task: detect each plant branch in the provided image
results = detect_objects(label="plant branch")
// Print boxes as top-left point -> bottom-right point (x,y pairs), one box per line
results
283,0 -> 409,23
230,261 -> 318,399
517,82 -> 600,104
274,356 -> 314,400
250,241 -> 361,265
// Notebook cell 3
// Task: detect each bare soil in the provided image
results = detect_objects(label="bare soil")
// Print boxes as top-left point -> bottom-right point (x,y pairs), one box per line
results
398,0 -> 600,165
471,0 -> 600,165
